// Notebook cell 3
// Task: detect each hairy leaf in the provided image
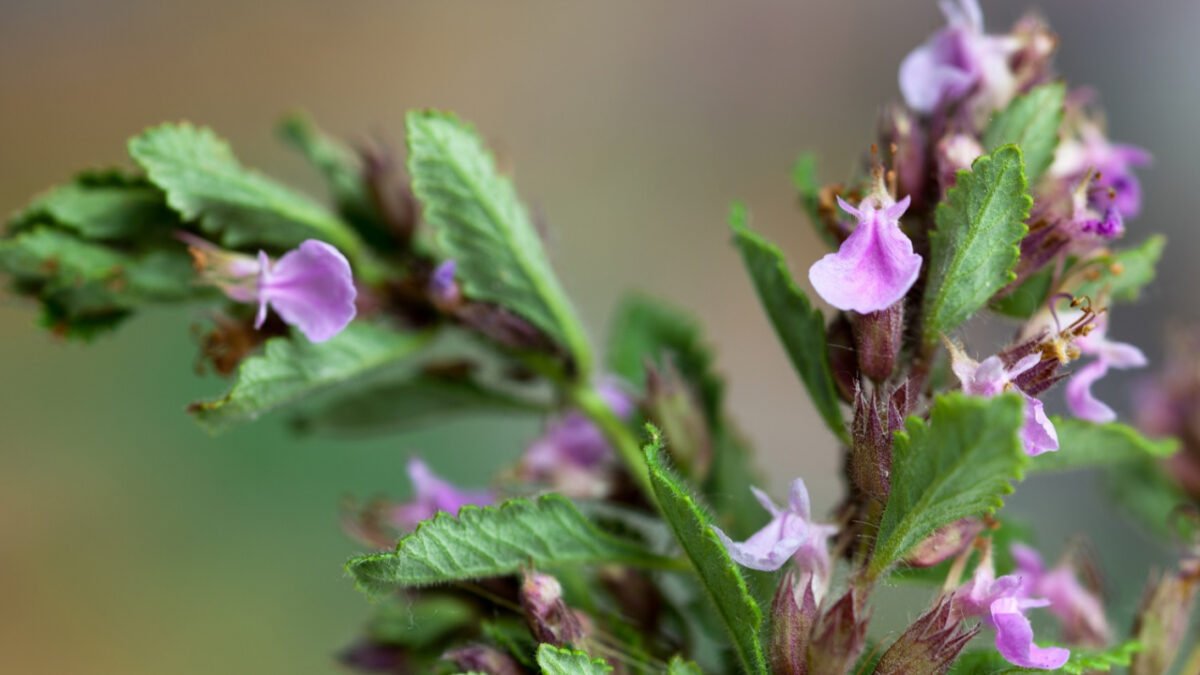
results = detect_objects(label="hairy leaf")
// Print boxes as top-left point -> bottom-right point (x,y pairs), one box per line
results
644,427 -> 768,675
536,644 -> 612,674
730,204 -> 846,442
10,170 -> 179,241
190,322 -> 430,431
1030,417 -> 1178,474
129,123 -> 367,262
345,495 -> 674,594
982,83 -> 1065,184
870,393 -> 1027,578
293,373 -> 546,435
1071,235 -> 1165,304
405,110 -> 592,374
922,146 -> 1031,343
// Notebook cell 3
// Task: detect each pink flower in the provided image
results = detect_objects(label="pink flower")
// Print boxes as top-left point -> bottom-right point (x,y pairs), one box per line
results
182,233 -> 357,343
713,478 -> 838,601
953,545 -> 1071,670
391,458 -> 494,531
899,0 -> 1017,115
949,344 -> 1059,456
1012,544 -> 1112,647
808,191 -> 921,314
1051,123 -> 1151,219
1065,314 -> 1147,423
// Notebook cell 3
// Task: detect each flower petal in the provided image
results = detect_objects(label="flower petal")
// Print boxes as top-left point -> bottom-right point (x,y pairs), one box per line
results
1066,359 -> 1116,423
808,198 -> 921,313
260,239 -> 357,343
1020,391 -> 1059,456
990,596 -> 1071,670
713,519 -> 805,572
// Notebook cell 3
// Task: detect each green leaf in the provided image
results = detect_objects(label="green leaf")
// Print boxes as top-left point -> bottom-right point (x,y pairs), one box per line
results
189,322 -> 431,432
292,372 -> 546,435
10,170 -> 179,241
535,644 -> 612,674
405,110 -> 592,375
1070,235 -> 1165,304
791,153 -> 836,249
1106,458 -> 1195,539
922,146 -> 1031,344
345,494 -> 676,594
644,427 -> 768,675
607,293 -> 723,423
666,655 -> 704,674
950,640 -> 1142,674
991,267 -> 1054,319
128,123 -> 368,265
1030,417 -> 1178,474
367,594 -> 475,648
982,83 -> 1065,184
729,204 -> 847,443
870,393 -> 1028,578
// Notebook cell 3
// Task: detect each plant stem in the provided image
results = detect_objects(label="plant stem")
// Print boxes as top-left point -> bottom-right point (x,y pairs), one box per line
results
570,382 -> 655,502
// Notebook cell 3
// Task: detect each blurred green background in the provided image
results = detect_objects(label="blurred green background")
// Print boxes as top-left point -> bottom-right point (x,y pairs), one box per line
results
2,1 -> 1197,672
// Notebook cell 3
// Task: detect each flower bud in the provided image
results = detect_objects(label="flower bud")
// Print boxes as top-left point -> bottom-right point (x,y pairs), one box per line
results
442,644 -> 523,675
769,569 -> 818,675
645,360 -> 712,480
520,571 -> 585,646
873,595 -> 979,675
1130,558 -> 1200,675
807,587 -> 869,674
851,386 -> 894,503
852,302 -> 904,384
935,133 -> 983,196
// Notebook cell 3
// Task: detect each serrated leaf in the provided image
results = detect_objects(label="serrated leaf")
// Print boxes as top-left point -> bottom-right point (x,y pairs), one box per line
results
535,644 -> 612,674
983,83 -> 1065,184
644,428 -> 768,675
729,204 -> 847,443
870,393 -> 1028,578
128,123 -> 368,264
922,146 -> 1031,344
405,110 -> 592,375
345,495 -> 675,594
791,153 -> 837,249
292,372 -> 546,436
607,293 -> 724,423
1071,235 -> 1165,304
10,171 -> 179,241
190,322 -> 431,431
666,655 -> 704,674
1030,417 -> 1178,474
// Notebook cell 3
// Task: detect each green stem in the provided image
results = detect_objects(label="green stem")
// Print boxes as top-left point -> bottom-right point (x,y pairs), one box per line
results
570,382 -> 655,502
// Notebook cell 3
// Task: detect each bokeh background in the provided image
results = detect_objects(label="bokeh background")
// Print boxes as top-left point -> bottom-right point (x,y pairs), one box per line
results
2,1 -> 1197,672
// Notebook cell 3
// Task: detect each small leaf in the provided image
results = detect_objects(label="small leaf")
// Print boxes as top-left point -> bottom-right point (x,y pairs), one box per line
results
345,495 -> 675,594
791,153 -> 837,248
730,204 -> 847,443
870,393 -> 1028,578
990,267 -> 1054,319
644,427 -> 768,675
405,110 -> 592,375
1070,235 -> 1165,304
982,83 -> 1066,184
666,655 -> 704,674
190,322 -> 431,432
367,594 -> 476,648
535,644 -> 612,674
10,170 -> 179,241
129,122 -> 368,264
293,372 -> 547,436
1030,417 -> 1178,474
922,146 -> 1031,344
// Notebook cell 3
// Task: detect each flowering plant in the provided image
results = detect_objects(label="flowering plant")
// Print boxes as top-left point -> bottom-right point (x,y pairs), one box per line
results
3,1 -> 1195,673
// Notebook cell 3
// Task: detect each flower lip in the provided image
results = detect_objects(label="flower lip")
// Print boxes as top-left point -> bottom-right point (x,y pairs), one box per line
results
256,239 -> 358,343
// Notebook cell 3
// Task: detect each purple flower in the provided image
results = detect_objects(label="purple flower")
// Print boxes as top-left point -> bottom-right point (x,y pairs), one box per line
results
181,233 -> 357,343
936,133 -> 983,194
1051,124 -> 1151,219
808,190 -> 921,314
949,343 -> 1059,456
429,259 -> 462,309
899,0 -> 1017,115
520,380 -> 633,497
390,457 -> 493,531
953,545 -> 1071,670
1065,314 -> 1147,423
713,478 -> 838,601
1012,544 -> 1112,647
